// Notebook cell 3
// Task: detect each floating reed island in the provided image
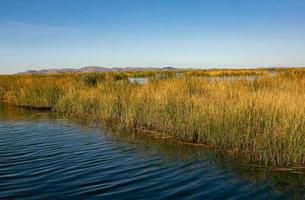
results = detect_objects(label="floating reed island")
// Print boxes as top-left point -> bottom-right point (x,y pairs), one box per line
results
0,68 -> 305,167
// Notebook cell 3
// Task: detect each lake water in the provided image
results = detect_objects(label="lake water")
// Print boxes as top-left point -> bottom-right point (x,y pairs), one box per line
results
0,105 -> 304,199
204,75 -> 261,81
128,75 -> 263,84
128,77 -> 149,84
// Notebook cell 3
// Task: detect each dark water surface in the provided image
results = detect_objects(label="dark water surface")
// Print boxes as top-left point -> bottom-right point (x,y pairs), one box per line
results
0,105 -> 304,200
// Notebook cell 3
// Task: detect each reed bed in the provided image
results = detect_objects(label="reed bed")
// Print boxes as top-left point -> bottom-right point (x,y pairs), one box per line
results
0,69 -> 305,167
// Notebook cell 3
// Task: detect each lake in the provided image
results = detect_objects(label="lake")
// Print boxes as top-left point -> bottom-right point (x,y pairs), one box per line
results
204,75 -> 261,81
128,77 -> 149,84
0,105 -> 304,199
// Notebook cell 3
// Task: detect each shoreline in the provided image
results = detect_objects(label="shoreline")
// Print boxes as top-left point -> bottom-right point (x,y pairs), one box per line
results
1,70 -> 305,168
2,103 -> 305,173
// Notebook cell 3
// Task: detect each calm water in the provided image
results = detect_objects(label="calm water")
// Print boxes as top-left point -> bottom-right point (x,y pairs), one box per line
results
128,77 -> 149,84
204,75 -> 261,81
1,105 -> 305,200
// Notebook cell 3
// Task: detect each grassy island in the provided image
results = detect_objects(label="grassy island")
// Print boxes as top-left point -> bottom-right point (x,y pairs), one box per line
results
0,68 -> 305,167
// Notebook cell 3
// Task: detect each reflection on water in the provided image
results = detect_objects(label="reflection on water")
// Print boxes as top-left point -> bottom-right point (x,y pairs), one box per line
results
0,105 -> 304,199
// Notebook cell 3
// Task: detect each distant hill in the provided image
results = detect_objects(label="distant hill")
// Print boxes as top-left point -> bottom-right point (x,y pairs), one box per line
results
162,66 -> 176,70
18,66 -> 177,74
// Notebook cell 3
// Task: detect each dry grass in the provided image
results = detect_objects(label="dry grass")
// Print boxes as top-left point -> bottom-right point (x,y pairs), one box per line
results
0,68 -> 305,167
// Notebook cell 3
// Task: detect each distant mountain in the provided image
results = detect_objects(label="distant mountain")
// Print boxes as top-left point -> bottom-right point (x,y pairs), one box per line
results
162,66 -> 176,70
18,66 -> 177,74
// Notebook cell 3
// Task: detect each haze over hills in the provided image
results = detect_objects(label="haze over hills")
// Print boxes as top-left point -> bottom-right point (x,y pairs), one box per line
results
16,66 -> 302,75
18,66 -> 177,74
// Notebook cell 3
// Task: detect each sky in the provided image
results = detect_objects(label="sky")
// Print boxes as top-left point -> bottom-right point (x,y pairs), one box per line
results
0,0 -> 305,74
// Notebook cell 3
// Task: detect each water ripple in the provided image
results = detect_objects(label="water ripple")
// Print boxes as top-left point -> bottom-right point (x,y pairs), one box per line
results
0,106 -> 303,199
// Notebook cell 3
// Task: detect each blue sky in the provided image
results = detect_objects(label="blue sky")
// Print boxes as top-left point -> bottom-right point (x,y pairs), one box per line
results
0,0 -> 305,73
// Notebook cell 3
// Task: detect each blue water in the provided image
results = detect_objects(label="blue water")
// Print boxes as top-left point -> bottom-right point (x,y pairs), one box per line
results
0,105 -> 304,199
128,77 -> 149,84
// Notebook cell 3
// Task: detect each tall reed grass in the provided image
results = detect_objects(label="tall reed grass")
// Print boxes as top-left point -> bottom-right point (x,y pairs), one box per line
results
0,69 -> 304,167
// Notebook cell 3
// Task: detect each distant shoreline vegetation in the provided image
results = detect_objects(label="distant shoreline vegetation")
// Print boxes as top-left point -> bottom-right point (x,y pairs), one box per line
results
0,68 -> 305,168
